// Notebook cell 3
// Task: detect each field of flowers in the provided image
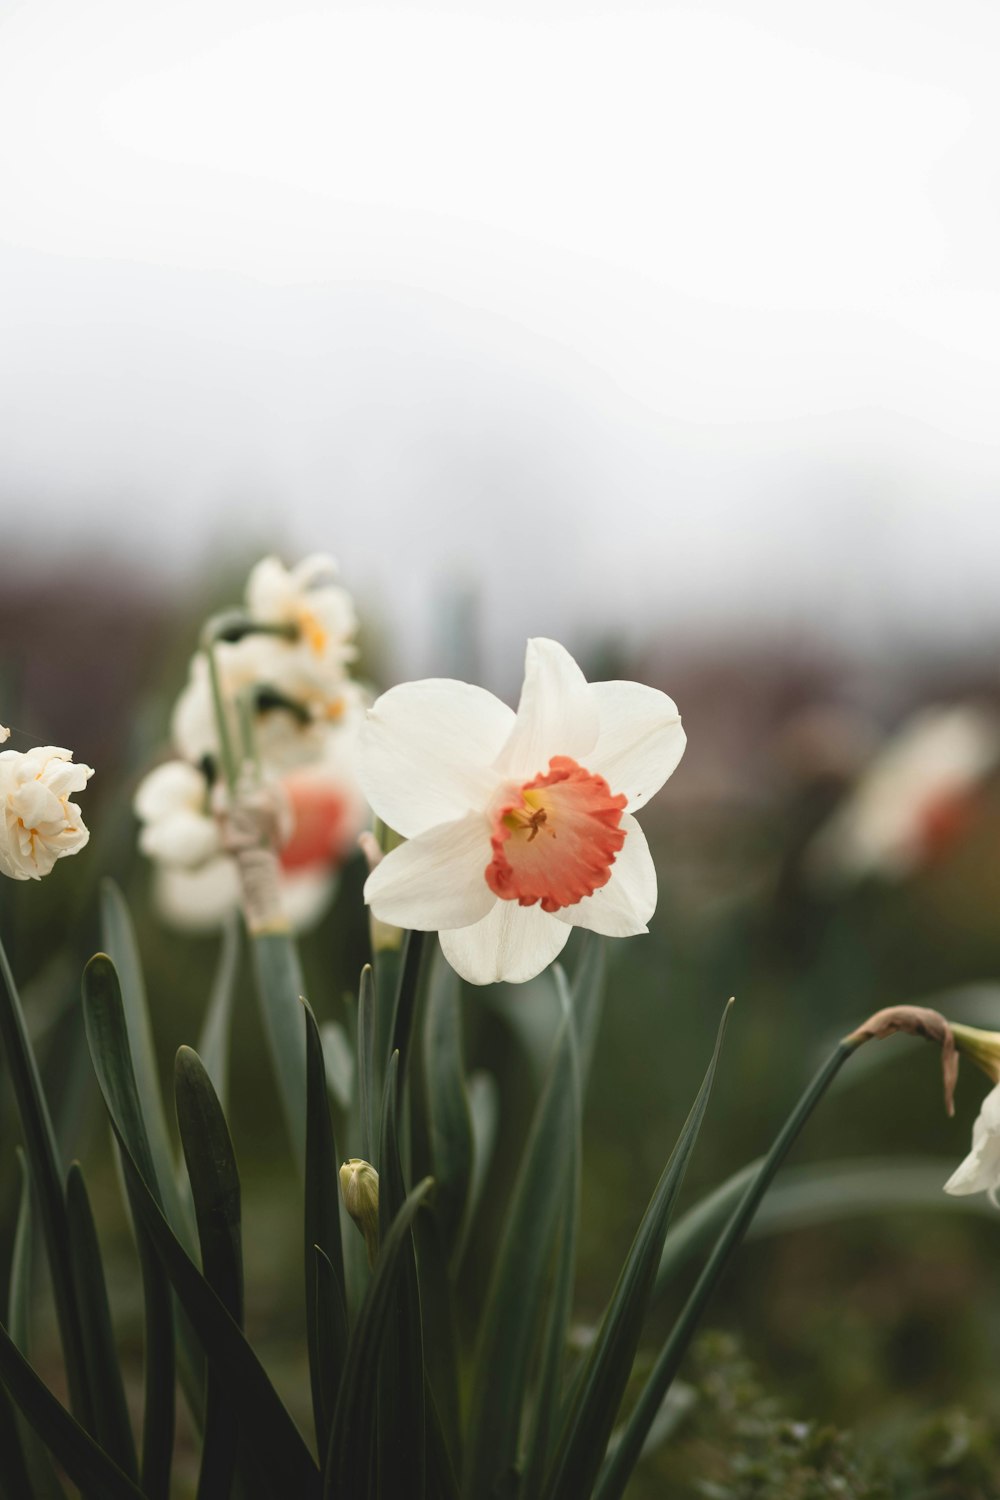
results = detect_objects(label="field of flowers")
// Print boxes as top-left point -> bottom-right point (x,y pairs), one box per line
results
3,555 -> 1000,1498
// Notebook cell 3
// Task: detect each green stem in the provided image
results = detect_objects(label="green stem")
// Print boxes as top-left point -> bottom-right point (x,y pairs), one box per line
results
0,935 -> 93,1432
595,1038 -> 858,1500
201,636 -> 238,793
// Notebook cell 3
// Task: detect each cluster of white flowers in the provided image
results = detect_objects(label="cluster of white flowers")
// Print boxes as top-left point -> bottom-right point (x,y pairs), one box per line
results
134,555 -> 368,932
0,730 -> 94,881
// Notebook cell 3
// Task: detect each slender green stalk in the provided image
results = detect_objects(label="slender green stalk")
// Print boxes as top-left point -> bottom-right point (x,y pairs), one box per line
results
200,618 -> 239,791
0,934 -> 93,1431
595,1038 -> 858,1500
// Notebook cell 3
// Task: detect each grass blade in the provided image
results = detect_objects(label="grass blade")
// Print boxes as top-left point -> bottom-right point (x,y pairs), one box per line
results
195,913 -> 241,1106
175,1046 -> 244,1500
6,1150 -> 63,1500
596,1038 -> 857,1500
324,1176 -> 435,1499
304,1003 -> 348,1457
357,963 -> 377,1164
543,1000 -> 733,1500
422,951 -> 473,1261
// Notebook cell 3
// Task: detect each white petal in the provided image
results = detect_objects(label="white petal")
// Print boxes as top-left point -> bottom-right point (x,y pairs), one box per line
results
944,1083 -> 1000,1197
553,813 -> 656,936
134,761 -> 206,822
153,857 -> 241,931
439,900 -> 571,985
364,814 -> 496,930
281,867 -> 338,932
358,680 -> 514,838
139,810 -> 221,868
495,639 -> 599,780
587,681 -> 686,810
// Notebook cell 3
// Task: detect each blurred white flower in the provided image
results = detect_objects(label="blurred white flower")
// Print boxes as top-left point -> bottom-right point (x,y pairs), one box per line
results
0,725 -> 9,743
0,745 -> 93,881
134,760 -> 222,868
360,638 -> 685,985
246,553 -> 357,671
944,1082 -> 1000,1205
807,705 -> 999,886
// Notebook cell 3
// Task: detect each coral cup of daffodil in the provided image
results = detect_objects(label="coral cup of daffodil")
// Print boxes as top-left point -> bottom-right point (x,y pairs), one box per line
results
359,638 -> 685,984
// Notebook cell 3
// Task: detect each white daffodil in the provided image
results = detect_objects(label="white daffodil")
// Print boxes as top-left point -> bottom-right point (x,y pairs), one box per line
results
944,1082 -> 1000,1206
133,760 -> 223,868
0,745 -> 93,881
246,553 -> 357,672
0,725 -> 10,743
807,705 -> 999,886
360,638 -> 685,985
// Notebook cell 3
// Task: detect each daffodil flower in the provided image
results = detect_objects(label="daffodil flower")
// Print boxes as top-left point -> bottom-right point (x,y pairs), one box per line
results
359,638 -> 685,984
0,745 -> 93,881
944,1082 -> 1000,1206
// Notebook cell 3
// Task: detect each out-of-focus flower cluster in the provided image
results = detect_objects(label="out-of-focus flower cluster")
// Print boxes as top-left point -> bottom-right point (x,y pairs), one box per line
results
134,555 -> 368,931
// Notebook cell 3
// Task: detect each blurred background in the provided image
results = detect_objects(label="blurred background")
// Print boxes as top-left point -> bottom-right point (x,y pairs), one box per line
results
4,0 -> 1000,1494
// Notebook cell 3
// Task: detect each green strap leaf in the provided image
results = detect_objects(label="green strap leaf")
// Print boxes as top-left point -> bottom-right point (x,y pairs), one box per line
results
175,1046 -> 244,1500
376,1051 -> 427,1497
386,928 -> 426,1086
5,1150 -> 63,1500
543,999 -> 733,1500
250,930 -> 309,1174
357,963 -> 377,1164
463,990 -> 584,1498
101,880 -> 196,1254
0,934 -> 92,1429
654,1159 -> 761,1297
324,1177 -> 435,1499
304,1003 -> 348,1458
421,951 -> 473,1262
84,951 -> 320,1500
195,914 -> 242,1107
0,1322 -> 145,1500
66,1163 -> 139,1482
596,1039 -> 856,1500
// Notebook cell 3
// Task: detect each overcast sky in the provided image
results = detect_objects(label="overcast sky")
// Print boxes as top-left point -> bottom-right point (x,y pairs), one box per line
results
2,0 -> 999,676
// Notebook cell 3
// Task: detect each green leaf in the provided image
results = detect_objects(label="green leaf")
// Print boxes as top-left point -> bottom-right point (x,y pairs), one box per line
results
357,963 -> 377,1163
0,1321 -> 145,1500
66,1163 -> 139,1481
458,1070 -> 499,1266
462,981 -> 587,1499
101,881 -> 196,1253
175,1046 -> 244,1500
320,1021 -> 354,1112
5,1150 -> 63,1500
386,928 -> 426,1086
195,913 -> 242,1107
567,934 -> 606,1093
596,1039 -> 857,1500
84,952 -> 320,1500
422,951 -> 473,1260
654,1159 -> 761,1297
250,930 -> 309,1173
0,933 -> 92,1428
304,1003 -> 348,1458
376,1051 -> 427,1498
324,1176 -> 435,1499
413,1211 -> 462,1480
543,999 -> 733,1500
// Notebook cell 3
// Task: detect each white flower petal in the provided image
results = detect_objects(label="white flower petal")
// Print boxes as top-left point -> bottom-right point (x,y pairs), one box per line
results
495,638 -> 599,780
154,857 -> 241,930
587,682 -> 686,810
359,680 -> 514,838
553,813 -> 656,936
139,810 -> 221,868
134,760 -> 207,822
944,1083 -> 1000,1198
364,814 -> 496,930
439,900 -> 571,985
281,867 -> 338,932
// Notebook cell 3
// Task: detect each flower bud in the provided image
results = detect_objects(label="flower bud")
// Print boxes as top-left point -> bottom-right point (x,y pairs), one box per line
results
340,1159 -> 380,1266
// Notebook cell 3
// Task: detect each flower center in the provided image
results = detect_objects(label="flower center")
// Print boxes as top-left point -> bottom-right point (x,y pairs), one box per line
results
299,607 -> 328,657
486,755 -> 627,912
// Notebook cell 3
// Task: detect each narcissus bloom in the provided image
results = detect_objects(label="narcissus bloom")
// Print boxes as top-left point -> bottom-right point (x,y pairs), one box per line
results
0,745 -> 93,880
360,638 -> 685,984
944,1082 -> 1000,1206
